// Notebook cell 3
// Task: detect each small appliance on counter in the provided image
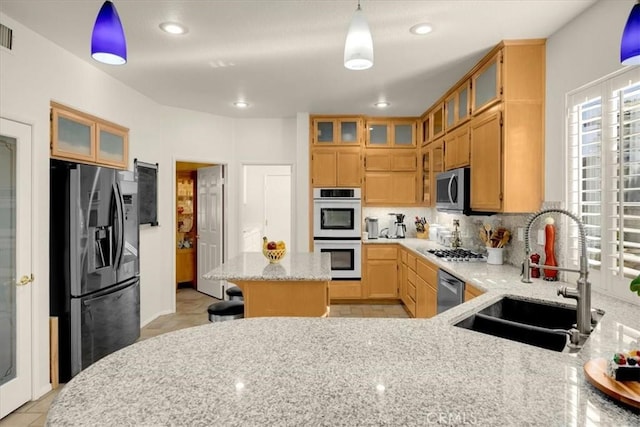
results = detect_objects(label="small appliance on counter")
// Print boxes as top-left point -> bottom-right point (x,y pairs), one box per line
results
365,217 -> 379,239
394,213 -> 406,238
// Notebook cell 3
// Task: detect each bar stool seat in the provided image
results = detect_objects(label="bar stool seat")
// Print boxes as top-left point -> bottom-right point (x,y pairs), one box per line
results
207,300 -> 244,322
226,286 -> 244,301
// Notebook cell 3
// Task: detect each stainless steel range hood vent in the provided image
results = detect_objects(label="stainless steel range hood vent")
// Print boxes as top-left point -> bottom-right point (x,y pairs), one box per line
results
0,23 -> 14,50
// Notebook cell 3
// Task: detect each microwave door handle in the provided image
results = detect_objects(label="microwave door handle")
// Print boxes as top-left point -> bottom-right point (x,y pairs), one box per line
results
448,175 -> 455,203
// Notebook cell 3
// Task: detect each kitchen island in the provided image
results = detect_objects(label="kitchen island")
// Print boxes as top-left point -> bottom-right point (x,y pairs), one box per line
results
46,243 -> 640,426
203,252 -> 332,318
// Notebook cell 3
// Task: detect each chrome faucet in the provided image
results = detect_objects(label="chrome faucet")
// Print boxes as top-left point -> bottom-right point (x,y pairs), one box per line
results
522,208 -> 592,346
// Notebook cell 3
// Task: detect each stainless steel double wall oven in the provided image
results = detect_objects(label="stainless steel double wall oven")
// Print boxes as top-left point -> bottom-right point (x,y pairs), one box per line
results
313,188 -> 361,280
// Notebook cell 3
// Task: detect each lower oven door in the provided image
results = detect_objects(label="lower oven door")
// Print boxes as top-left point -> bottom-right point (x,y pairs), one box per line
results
313,240 -> 361,280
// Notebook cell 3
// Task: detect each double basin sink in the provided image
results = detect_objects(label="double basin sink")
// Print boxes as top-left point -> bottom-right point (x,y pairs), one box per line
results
454,296 -> 605,353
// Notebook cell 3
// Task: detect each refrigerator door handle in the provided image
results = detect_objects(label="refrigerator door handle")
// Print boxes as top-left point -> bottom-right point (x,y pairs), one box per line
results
112,182 -> 125,269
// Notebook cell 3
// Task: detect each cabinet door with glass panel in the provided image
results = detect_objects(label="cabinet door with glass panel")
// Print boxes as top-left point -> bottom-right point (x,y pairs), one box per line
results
365,118 -> 417,147
430,103 -> 445,140
472,52 -> 502,115
312,117 -> 362,145
445,80 -> 471,131
51,102 -> 129,169
51,105 -> 97,164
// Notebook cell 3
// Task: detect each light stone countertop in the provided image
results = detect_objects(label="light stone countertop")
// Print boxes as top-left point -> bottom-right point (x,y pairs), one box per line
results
46,239 -> 640,426
202,252 -> 331,281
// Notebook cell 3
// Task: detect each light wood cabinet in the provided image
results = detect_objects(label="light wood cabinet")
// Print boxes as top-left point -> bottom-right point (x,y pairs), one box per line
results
445,80 -> 471,131
363,245 -> 398,299
311,147 -> 361,187
365,149 -> 417,172
363,149 -> 418,205
470,106 -> 502,211
465,283 -> 484,301
444,123 -> 470,170
431,103 -> 445,140
419,114 -> 431,146
312,117 -> 362,145
51,102 -> 129,169
469,41 -> 545,213
472,52 -> 501,114
365,119 -> 417,147
421,137 -> 443,206
415,257 -> 438,318
364,172 -> 417,205
329,280 -> 362,300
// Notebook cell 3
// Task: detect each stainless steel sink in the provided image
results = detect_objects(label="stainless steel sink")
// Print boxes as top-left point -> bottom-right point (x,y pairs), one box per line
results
454,296 -> 605,353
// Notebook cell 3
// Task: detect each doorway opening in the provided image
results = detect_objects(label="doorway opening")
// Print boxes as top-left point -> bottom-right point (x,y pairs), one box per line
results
240,164 -> 293,252
175,161 -> 226,300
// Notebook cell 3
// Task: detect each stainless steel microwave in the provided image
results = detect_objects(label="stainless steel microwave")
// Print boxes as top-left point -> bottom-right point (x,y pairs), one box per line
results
436,168 -> 470,213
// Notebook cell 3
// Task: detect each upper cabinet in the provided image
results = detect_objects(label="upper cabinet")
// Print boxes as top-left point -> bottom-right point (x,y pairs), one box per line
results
365,118 -> 417,148
311,147 -> 361,187
51,102 -> 129,169
312,117 -> 363,145
430,103 -> 445,140
471,52 -> 501,115
419,39 -> 545,213
445,80 -> 471,131
419,114 -> 431,146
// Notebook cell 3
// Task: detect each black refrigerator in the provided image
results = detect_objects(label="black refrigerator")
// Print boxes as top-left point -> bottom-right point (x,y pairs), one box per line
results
50,159 -> 140,382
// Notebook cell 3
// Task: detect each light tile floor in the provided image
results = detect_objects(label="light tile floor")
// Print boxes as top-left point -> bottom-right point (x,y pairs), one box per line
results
0,287 -> 409,426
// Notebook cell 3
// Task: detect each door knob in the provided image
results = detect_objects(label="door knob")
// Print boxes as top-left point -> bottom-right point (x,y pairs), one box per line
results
17,274 -> 34,286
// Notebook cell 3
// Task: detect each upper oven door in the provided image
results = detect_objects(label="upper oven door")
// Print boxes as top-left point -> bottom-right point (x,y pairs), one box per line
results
313,200 -> 361,238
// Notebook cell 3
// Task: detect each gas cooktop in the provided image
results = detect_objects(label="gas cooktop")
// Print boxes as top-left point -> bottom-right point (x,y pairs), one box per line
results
424,248 -> 485,262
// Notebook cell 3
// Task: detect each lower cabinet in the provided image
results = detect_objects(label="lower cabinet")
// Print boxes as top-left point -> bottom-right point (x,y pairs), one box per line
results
363,245 -> 398,298
464,283 -> 484,301
329,280 -> 362,300
415,257 -> 438,318
176,248 -> 196,286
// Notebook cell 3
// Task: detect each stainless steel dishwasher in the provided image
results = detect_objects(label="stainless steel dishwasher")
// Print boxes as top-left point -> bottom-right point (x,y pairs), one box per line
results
437,269 -> 465,314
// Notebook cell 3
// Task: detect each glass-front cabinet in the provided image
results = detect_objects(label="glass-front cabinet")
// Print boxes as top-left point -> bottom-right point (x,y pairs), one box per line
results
312,117 -> 362,145
420,114 -> 430,146
366,119 -> 417,147
445,80 -> 471,131
51,102 -> 129,169
421,137 -> 444,206
431,103 -> 445,140
472,52 -> 502,114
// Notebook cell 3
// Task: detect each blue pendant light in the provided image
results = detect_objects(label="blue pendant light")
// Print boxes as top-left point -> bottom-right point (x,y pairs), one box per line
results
621,0 -> 640,65
91,1 -> 127,65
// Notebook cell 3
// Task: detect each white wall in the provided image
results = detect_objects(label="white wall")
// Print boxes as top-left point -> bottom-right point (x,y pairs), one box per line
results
0,13 -> 303,400
545,0 -> 634,202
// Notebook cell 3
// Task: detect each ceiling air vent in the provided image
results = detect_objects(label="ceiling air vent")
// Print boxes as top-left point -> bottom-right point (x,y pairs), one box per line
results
0,23 -> 14,50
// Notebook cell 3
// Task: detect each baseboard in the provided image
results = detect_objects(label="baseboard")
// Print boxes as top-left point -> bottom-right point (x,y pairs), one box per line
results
330,298 -> 402,305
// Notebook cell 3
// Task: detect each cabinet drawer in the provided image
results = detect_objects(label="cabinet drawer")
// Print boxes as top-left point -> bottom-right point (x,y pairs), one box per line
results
417,259 -> 437,288
367,246 -> 398,260
407,252 -> 417,271
330,281 -> 362,299
407,279 -> 417,301
404,297 -> 416,317
407,268 -> 416,286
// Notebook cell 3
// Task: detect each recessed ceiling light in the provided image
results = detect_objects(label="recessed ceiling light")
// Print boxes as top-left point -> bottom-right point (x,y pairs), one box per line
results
234,101 -> 249,109
159,22 -> 188,35
374,101 -> 390,108
409,23 -> 433,35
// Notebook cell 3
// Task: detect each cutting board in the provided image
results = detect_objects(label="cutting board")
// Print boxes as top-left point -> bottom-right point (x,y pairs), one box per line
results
583,358 -> 640,409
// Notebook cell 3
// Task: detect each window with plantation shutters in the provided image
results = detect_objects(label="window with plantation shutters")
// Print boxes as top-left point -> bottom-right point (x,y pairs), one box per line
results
567,67 -> 640,302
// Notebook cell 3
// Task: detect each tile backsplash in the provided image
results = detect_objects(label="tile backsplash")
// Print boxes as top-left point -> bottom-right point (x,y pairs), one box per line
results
363,204 -> 566,275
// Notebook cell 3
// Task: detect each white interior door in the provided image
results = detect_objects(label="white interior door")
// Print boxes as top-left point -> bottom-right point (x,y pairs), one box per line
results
264,174 -> 292,247
196,166 -> 225,299
0,118 -> 33,419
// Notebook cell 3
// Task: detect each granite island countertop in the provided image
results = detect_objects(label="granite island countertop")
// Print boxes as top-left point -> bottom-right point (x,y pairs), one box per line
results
203,252 -> 331,281
47,240 -> 640,426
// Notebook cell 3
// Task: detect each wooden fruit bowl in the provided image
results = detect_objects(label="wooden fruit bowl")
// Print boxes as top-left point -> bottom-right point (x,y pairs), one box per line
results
263,248 -> 286,264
